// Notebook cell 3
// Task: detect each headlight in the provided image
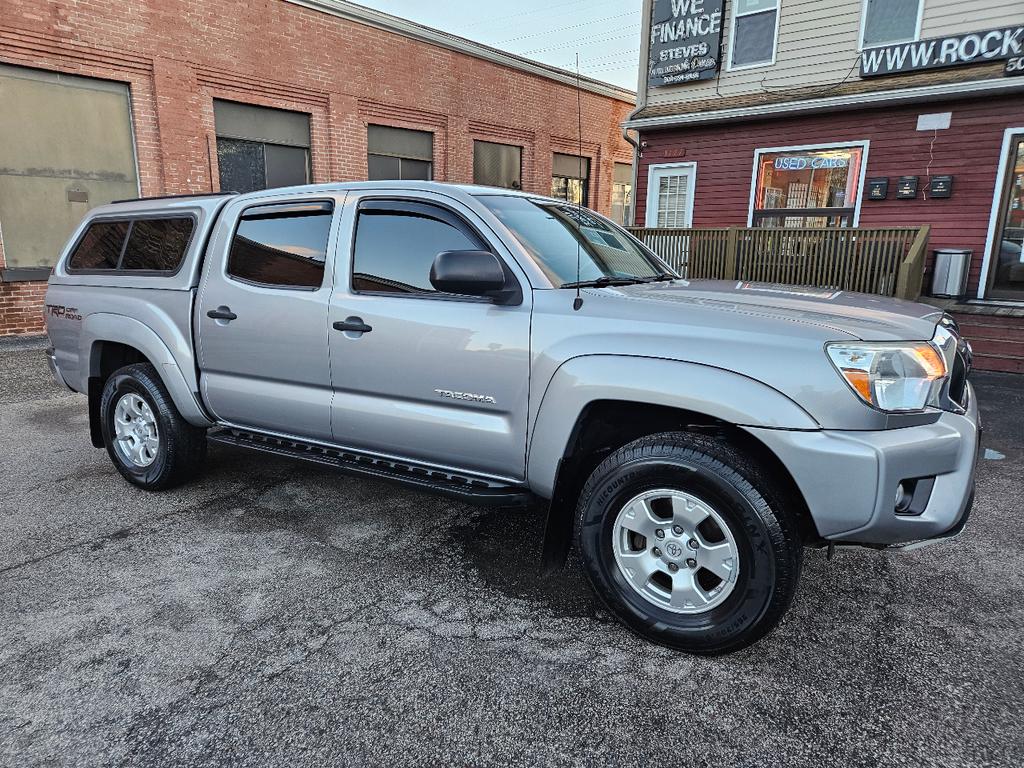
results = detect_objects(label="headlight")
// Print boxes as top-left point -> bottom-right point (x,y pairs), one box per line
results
826,341 -> 947,412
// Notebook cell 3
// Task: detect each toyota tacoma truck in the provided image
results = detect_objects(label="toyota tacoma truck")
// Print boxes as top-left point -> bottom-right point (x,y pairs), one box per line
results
44,181 -> 979,655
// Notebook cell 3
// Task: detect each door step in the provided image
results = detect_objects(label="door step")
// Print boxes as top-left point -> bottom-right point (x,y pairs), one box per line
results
207,427 -> 533,506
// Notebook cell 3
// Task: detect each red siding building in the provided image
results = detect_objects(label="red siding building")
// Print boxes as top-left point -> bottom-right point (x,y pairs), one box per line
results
629,0 -> 1024,372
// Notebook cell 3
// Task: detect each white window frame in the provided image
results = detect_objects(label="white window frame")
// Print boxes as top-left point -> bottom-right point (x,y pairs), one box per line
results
978,125 -> 1024,300
746,140 -> 871,227
858,0 -> 924,51
645,162 -> 698,228
727,0 -> 781,72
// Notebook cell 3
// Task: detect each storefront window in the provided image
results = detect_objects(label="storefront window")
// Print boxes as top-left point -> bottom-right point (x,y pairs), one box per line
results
552,153 -> 590,207
751,145 -> 865,228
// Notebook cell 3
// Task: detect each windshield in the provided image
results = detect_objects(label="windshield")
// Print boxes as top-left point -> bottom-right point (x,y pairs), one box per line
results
478,195 -> 674,287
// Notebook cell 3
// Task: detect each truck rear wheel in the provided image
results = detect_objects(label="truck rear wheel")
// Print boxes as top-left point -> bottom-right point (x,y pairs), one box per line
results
99,363 -> 207,490
575,431 -> 802,655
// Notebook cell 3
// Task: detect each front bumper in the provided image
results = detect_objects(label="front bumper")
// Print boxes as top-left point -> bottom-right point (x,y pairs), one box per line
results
748,382 -> 979,547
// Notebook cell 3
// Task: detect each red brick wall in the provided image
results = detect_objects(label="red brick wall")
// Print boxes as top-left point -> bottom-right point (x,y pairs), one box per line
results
0,281 -> 47,335
0,0 -> 635,335
636,96 -> 1022,297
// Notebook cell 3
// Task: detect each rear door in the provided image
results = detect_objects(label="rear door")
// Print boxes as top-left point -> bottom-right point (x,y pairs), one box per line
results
327,191 -> 532,479
196,193 -> 343,440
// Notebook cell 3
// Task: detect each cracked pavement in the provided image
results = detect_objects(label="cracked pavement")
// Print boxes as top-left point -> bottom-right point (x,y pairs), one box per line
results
1,337 -> 1022,767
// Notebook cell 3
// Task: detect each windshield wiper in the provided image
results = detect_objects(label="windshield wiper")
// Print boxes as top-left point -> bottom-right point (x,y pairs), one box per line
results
560,276 -> 645,289
633,274 -> 678,283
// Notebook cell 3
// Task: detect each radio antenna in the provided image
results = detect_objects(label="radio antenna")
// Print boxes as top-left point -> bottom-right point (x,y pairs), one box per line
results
573,53 -> 584,312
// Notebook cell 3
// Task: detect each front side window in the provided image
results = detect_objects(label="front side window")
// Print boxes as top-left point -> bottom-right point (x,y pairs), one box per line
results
227,202 -> 333,288
367,125 -> 433,181
121,218 -> 194,271
552,153 -> 590,207
861,0 -> 921,48
479,195 -> 670,286
730,0 -> 780,68
352,202 -> 484,294
751,145 -> 866,228
68,221 -> 129,271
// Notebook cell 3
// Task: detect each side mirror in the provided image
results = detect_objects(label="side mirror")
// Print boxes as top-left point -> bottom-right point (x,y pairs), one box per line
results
429,250 -> 512,302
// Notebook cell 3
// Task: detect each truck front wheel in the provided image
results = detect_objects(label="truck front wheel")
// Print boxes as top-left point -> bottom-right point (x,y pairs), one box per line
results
99,363 -> 207,490
575,431 -> 802,655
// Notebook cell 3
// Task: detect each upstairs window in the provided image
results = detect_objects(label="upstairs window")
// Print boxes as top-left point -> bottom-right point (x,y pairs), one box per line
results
861,0 -> 922,48
729,0 -> 780,69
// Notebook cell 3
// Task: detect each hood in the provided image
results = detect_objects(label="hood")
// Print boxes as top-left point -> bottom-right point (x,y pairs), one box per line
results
594,279 -> 942,341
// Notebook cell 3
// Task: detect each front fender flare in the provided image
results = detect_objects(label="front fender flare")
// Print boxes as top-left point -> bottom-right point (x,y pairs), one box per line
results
81,313 -> 213,427
527,354 -> 819,498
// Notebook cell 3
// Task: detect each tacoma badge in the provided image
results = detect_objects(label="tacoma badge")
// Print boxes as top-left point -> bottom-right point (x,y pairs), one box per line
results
434,389 -> 497,404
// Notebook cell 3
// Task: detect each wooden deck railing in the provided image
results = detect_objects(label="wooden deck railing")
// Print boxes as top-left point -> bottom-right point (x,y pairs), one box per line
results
627,225 -> 931,300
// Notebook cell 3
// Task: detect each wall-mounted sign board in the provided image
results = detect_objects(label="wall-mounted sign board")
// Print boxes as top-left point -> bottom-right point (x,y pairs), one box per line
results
929,176 -> 954,198
867,178 -> 889,200
861,26 -> 1024,78
648,0 -> 725,88
1007,56 -> 1024,76
896,177 -> 919,199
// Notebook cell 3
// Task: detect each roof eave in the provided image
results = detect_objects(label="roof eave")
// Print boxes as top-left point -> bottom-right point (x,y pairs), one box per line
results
623,78 -> 1024,130
283,0 -> 636,104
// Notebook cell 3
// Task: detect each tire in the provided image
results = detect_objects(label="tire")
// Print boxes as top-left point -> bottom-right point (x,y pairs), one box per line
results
575,431 -> 802,655
99,363 -> 207,490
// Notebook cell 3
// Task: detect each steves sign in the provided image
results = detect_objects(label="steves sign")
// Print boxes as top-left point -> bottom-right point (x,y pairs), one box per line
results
861,26 -> 1024,77
648,0 -> 725,88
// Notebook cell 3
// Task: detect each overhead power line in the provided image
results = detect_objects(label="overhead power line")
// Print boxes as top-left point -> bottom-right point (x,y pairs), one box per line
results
496,11 -> 638,45
520,27 -> 641,55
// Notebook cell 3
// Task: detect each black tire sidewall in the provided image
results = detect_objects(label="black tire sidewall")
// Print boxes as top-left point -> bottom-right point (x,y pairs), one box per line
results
100,370 -> 173,487
578,454 -> 779,653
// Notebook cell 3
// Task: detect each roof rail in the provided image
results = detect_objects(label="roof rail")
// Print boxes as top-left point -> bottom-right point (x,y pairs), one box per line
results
111,191 -> 240,204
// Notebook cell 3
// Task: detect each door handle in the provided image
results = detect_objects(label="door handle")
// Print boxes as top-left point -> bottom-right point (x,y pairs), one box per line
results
333,317 -> 373,334
207,306 -> 237,321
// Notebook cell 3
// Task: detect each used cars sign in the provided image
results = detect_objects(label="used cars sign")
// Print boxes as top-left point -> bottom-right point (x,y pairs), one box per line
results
648,0 -> 725,88
861,26 -> 1024,77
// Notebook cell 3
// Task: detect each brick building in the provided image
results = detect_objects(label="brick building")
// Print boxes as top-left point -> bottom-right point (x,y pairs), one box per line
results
0,0 -> 636,335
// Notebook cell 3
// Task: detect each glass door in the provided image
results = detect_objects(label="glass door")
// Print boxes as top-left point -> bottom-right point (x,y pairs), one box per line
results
988,135 -> 1024,300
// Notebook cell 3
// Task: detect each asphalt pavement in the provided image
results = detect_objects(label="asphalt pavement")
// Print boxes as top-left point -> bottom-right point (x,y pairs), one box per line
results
1,336 -> 1022,767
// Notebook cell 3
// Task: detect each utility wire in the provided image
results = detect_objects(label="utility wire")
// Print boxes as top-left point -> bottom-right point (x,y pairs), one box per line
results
521,28 -> 640,55
496,11 -> 638,44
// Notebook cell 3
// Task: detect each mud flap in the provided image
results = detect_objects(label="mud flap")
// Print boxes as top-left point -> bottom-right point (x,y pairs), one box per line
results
88,376 -> 104,448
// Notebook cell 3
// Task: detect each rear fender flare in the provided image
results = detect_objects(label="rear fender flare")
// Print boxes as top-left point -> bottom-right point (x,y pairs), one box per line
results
81,313 -> 213,427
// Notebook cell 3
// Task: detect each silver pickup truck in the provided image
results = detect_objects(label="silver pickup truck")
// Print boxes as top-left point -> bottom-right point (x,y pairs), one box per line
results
44,181 -> 979,654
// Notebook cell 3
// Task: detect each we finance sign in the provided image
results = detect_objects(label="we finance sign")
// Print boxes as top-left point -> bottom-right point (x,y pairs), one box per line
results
860,26 -> 1024,77
648,0 -> 725,88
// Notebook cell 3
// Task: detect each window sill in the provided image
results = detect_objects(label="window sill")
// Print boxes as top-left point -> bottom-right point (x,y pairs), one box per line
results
1,267 -> 52,283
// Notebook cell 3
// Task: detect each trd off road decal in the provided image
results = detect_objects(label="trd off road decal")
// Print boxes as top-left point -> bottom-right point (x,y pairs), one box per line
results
45,305 -> 82,322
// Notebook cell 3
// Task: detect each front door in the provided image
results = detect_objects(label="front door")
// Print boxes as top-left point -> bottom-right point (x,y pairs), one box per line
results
327,192 -> 532,480
987,134 -> 1024,300
196,194 -> 342,441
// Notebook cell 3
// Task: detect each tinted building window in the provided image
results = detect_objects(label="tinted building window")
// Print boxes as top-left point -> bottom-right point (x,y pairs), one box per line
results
121,218 -> 194,271
214,100 -> 311,194
367,125 -> 433,181
862,0 -> 921,47
552,153 -> 590,207
352,204 -> 481,294
68,221 -> 129,270
474,141 -> 522,189
227,204 -> 333,288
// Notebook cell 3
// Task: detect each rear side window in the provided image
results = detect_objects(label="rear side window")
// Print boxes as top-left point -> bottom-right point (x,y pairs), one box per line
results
122,218 -> 194,271
68,221 -> 129,271
227,202 -> 333,289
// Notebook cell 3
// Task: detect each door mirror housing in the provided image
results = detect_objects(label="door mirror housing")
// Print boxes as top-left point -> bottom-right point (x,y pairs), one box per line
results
429,250 -> 517,303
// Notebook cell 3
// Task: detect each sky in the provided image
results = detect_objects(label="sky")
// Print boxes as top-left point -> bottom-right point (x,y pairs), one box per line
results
350,0 -> 643,91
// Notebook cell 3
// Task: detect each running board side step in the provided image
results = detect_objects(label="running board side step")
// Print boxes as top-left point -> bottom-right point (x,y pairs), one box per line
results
207,427 -> 533,507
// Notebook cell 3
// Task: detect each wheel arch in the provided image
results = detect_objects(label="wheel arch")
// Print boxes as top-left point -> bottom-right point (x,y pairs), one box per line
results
81,314 -> 213,448
531,356 -> 823,570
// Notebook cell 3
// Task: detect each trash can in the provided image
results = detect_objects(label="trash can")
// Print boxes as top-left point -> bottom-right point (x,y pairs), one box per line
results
931,248 -> 971,298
